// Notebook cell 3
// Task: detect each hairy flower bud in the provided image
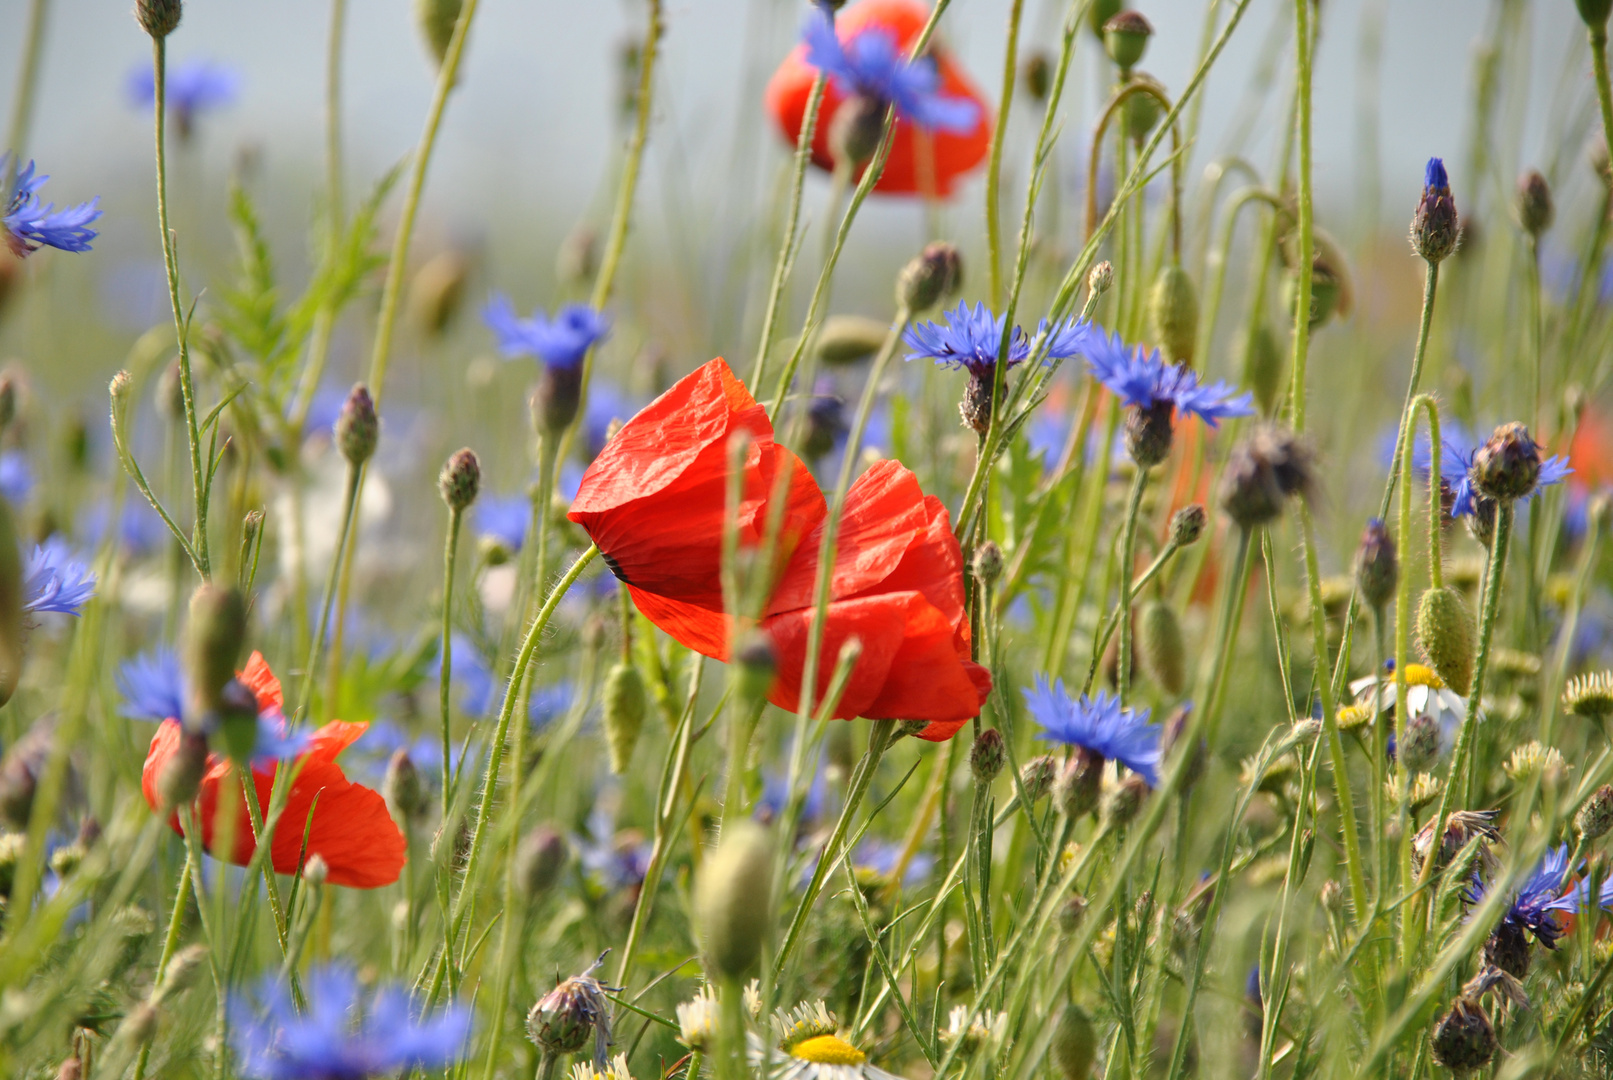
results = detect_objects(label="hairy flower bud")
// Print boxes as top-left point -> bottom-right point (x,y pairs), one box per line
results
815,315 -> 891,367
1124,401 -> 1175,467
527,964 -> 612,1057
969,728 -> 1006,785
1168,504 -> 1206,548
1471,422 -> 1542,503
383,749 -> 429,823
1146,264 -> 1197,366
829,94 -> 886,170
1102,10 -> 1153,71
136,0 -> 182,38
1052,1004 -> 1098,1080
184,584 -> 247,721
1240,323 -> 1283,416
1219,424 -> 1314,529
602,661 -> 648,775
1399,711 -> 1441,774
533,366 -> 584,436
696,822 -> 775,980
1020,755 -> 1057,803
515,825 -> 569,901
898,242 -> 963,313
1416,586 -> 1476,696
1102,773 -> 1149,830
1053,750 -> 1103,819
1577,784 -> 1613,840
334,384 -> 378,466
1088,260 -> 1115,298
1411,158 -> 1460,263
973,541 -> 1004,588
438,448 -> 481,512
1355,518 -> 1398,611
1138,599 -> 1186,696
1517,170 -> 1554,238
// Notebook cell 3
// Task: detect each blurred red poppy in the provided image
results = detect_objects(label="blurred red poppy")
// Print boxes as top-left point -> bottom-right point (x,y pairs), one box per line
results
141,653 -> 407,889
764,0 -> 992,198
569,358 -> 991,740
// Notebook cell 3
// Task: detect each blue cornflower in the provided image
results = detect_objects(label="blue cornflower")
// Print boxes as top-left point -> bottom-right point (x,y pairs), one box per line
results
483,294 -> 609,370
230,965 -> 472,1080
1425,157 -> 1449,192
0,452 -> 30,505
24,539 -> 95,616
82,499 -> 168,558
126,58 -> 239,136
802,9 -> 978,132
2,158 -> 101,257
1433,431 -> 1571,518
1468,844 -> 1580,950
1023,674 -> 1161,785
117,647 -> 186,722
474,493 -> 529,551
903,302 -> 1091,377
1081,327 -> 1254,427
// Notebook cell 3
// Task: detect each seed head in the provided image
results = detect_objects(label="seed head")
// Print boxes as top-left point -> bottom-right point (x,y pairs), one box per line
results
1102,10 -> 1153,72
136,0 -> 182,38
1430,997 -> 1496,1073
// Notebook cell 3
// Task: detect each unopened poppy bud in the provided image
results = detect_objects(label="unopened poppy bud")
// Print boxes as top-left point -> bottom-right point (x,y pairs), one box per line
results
1022,50 -> 1052,101
334,384 -> 378,466
1124,401 -> 1175,467
1102,10 -> 1152,71
1138,599 -> 1186,696
1399,712 -> 1441,774
1471,422 -> 1542,502
829,94 -> 886,169
1219,424 -> 1314,529
1124,88 -> 1162,146
409,250 -> 471,337
302,854 -> 329,886
973,541 -> 1003,587
1431,997 -> 1496,1073
815,315 -> 891,366
1411,158 -> 1460,264
1102,773 -> 1149,829
415,0 -> 461,65
1577,784 -> 1613,840
155,361 -> 186,421
184,584 -> 246,720
136,0 -> 182,38
1169,504 -> 1206,548
603,660 -> 648,775
215,678 -> 260,766
532,365 -> 584,436
1517,170 -> 1553,238
1052,1004 -> 1098,1080
1579,0 -> 1613,28
1020,755 -> 1057,802
735,634 -> 777,703
1239,323 -> 1283,415
1355,518 -> 1397,611
969,728 -> 1005,785
696,821 -> 775,980
439,448 -> 481,512
158,731 -> 209,809
515,825 -> 569,900
383,749 -> 428,823
1146,267 -> 1196,367
1089,260 -> 1115,298
1053,750 -> 1103,819
898,242 -> 963,313
1416,586 -> 1476,695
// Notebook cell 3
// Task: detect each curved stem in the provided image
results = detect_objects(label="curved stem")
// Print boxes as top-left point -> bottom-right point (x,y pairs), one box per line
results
1196,187 -> 1288,386
438,505 -> 464,820
1116,467 -> 1149,704
1084,78 -> 1183,261
984,0 -> 1025,306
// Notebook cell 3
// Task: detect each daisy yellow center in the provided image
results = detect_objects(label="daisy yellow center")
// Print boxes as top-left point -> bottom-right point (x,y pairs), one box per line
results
1401,663 -> 1445,690
791,1035 -> 867,1065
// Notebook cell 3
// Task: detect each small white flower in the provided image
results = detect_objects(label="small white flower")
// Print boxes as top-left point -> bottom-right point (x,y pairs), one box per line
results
571,1054 -> 633,1080
676,987 -> 719,1052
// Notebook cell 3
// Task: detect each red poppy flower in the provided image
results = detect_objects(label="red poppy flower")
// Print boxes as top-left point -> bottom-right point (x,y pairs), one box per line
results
569,357 -> 991,740
141,653 -> 407,889
764,0 -> 992,198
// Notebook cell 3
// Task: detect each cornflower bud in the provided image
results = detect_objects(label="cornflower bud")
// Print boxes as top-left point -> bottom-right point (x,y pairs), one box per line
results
1398,712 -> 1441,774
969,728 -> 1005,785
514,825 -> 569,900
1576,784 -> 1613,840
1102,773 -> 1149,830
184,584 -> 247,721
1146,264 -> 1197,366
735,633 -> 778,704
1088,260 -> 1115,298
383,749 -> 428,823
158,731 -> 209,810
527,961 -> 614,1058
1417,586 -> 1476,695
1430,997 -> 1496,1073
1355,518 -> 1397,612
1411,158 -> 1460,263
1219,424 -> 1314,529
1051,1004 -> 1097,1080
973,541 -> 1004,588
1471,422 -> 1542,502
1102,10 -> 1153,72
1138,599 -> 1186,696
602,660 -> 648,775
1517,170 -> 1554,238
1124,401 -> 1175,467
439,448 -> 481,512
897,242 -> 963,313
334,384 -> 378,466
829,95 -> 886,170
815,315 -> 890,367
1020,755 -> 1057,803
136,0 -> 182,38
696,822 -> 775,980
1053,751 -> 1103,819
1022,50 -> 1052,101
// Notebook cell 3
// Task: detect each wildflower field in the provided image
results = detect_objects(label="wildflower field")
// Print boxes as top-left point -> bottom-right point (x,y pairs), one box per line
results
6,0 -> 1613,1076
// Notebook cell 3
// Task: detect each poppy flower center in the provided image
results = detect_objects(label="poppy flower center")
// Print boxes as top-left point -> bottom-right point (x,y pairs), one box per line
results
791,1035 -> 867,1065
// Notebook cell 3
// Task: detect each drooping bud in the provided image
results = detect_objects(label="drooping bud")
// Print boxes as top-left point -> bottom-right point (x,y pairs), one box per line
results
383,749 -> 429,823
1145,264 -> 1197,366
334,383 -> 379,466
828,94 -> 887,170
1052,750 -> 1103,819
1051,1004 -> 1098,1080
1019,755 -> 1057,803
184,584 -> 247,721
415,0 -> 462,66
1416,586 -> 1476,696
136,0 -> 182,38
1411,158 -> 1460,264
438,448 -> 481,512
1398,712 -> 1441,774
1516,170 -> 1554,238
734,633 -> 778,704
1576,784 -> 1613,840
897,242 -> 963,313
409,250 -> 472,337
1088,260 -> 1115,298
1124,401 -> 1175,467
157,731 -> 210,810
602,660 -> 648,775
815,315 -> 891,367
1430,997 -> 1496,1073
1219,424 -> 1314,529
696,821 -> 775,980
969,728 -> 1005,785
1022,50 -> 1052,101
1102,10 -> 1153,72
1470,422 -> 1542,502
515,825 -> 569,901
1354,518 -> 1398,611
1168,504 -> 1206,548
973,541 -> 1004,588
1138,599 -> 1186,696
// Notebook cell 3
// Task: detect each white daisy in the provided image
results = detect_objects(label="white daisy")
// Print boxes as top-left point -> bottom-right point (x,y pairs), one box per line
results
676,986 -> 719,1053
1348,661 -> 1467,736
750,1002 -> 902,1080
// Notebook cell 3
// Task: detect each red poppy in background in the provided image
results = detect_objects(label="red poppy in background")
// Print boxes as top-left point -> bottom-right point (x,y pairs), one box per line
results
141,653 -> 407,889
569,358 -> 991,740
764,0 -> 992,198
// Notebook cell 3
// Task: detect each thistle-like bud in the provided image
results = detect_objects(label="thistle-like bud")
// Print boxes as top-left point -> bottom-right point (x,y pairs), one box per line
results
1354,518 -> 1397,611
383,749 -> 428,823
533,365 -> 585,436
1415,586 -> 1476,696
184,584 -> 247,721
1102,10 -> 1153,72
1089,260 -> 1115,298
1020,755 -> 1057,803
409,250 -> 471,337
1138,599 -> 1186,696
1578,0 -> 1613,29
439,448 -> 481,512
696,822 -> 775,980
734,633 -> 777,704
1399,712 -> 1441,774
1516,170 -> 1554,238
514,825 -> 569,900
829,95 -> 887,170
898,242 -> 962,313
1239,323 -> 1283,415
136,0 -> 182,38
334,384 -> 378,466
527,964 -> 612,1057
1053,750 -> 1103,819
1051,1004 -> 1098,1080
1471,422 -> 1542,503
815,315 -> 891,367
1219,424 -> 1314,529
157,731 -> 210,810
1102,773 -> 1149,830
1430,997 -> 1496,1073
1576,784 -> 1613,840
969,728 -> 1005,785
415,0 -> 462,65
602,661 -> 648,775
973,541 -> 1004,588
1168,504 -> 1205,548
1124,401 -> 1175,468
1146,264 -> 1197,366
1022,50 -> 1052,101
1411,158 -> 1460,264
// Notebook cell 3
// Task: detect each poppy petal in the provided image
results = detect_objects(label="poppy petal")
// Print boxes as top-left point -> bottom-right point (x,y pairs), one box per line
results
627,584 -> 734,660
238,650 -> 283,711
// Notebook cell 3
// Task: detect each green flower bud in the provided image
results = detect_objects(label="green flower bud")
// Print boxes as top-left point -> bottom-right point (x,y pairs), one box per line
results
897,242 -> 963,313
1102,10 -> 1153,72
415,0 -> 462,65
1022,50 -> 1052,102
215,678 -> 261,767
1088,260 -> 1115,298
829,94 -> 886,170
438,448 -> 481,512
301,854 -> 329,886
1517,170 -> 1554,238
136,0 -> 182,38
815,315 -> 891,367
1020,755 -> 1057,803
973,541 -> 1004,588
1355,518 -> 1397,611
1052,1004 -> 1098,1080
1239,322 -> 1283,415
1138,599 -> 1186,696
1123,88 -> 1162,146
383,749 -> 429,823
1399,712 -> 1441,774
1053,750 -> 1103,819
335,383 -> 378,466
603,660 -> 648,775
1576,784 -> 1613,840
1416,586 -> 1476,696
514,825 -> 569,901
969,728 -> 1005,785
184,585 -> 247,721
696,822 -> 775,981
1169,504 -> 1205,548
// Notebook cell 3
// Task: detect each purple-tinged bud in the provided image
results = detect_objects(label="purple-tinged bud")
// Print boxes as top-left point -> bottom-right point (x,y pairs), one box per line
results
1354,518 -> 1397,611
533,367 -> 584,436
1124,400 -> 1175,467
1470,422 -> 1542,502
1089,261 -> 1115,298
898,242 -> 963,313
1517,170 -> 1554,238
1103,773 -> 1150,829
334,384 -> 378,466
1219,424 -> 1314,529
969,728 -> 1005,785
438,448 -> 481,512
136,0 -> 182,38
1169,504 -> 1206,548
1399,712 -> 1441,774
526,963 -> 613,1057
1411,157 -> 1460,263
1430,997 -> 1496,1073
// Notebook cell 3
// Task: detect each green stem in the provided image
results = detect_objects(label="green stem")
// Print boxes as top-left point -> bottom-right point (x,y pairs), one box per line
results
1116,467 -> 1149,704
324,0 -> 347,229
984,0 -> 1025,307
131,848 -> 194,1080
1463,502 -> 1514,807
4,0 -> 49,173
439,505 -> 464,821
1082,536 -> 1183,696
1591,25 -> 1613,188
297,460 -> 361,720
